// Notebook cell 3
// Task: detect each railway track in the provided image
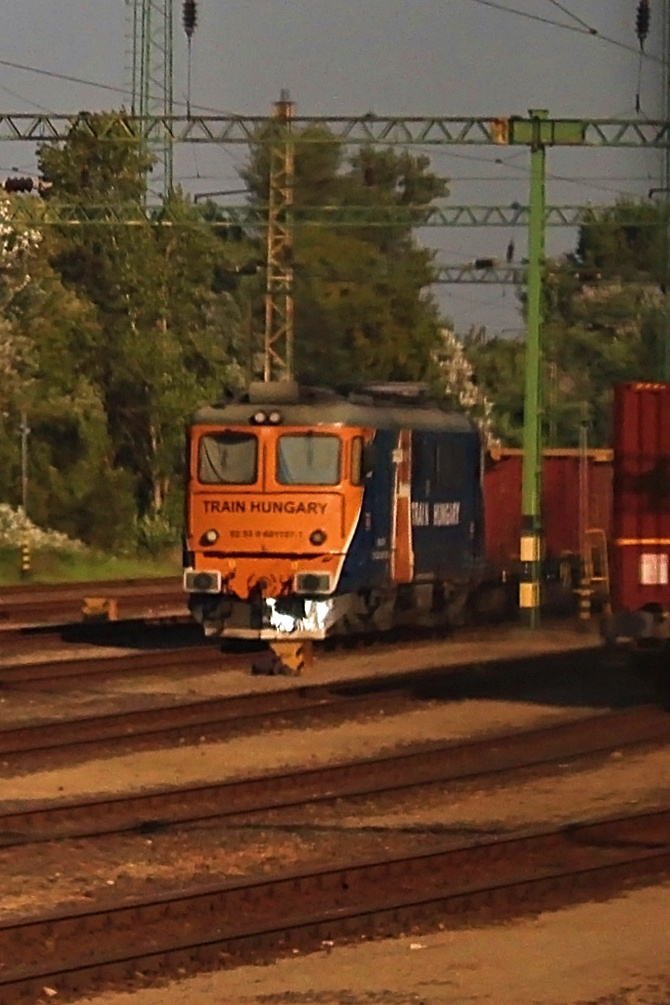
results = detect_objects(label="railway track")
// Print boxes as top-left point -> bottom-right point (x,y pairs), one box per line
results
1,705 -> 669,848
0,618 -> 201,660
1,806 -> 668,1004
0,618 -> 552,691
0,646 -> 601,768
0,576 -> 184,628
0,642 -> 232,688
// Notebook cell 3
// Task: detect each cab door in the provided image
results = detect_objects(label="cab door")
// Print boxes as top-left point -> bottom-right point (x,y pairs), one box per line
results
411,430 -> 483,578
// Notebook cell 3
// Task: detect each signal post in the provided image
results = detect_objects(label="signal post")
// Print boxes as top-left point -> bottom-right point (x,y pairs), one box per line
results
493,112 -> 586,627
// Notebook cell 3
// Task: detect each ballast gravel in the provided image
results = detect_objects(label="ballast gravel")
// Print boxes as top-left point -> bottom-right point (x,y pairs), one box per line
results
68,881 -> 670,1005
1,622 -> 667,1004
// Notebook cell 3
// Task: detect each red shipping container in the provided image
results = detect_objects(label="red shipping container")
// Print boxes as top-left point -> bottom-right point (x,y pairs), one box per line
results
612,382 -> 670,612
484,449 -> 613,569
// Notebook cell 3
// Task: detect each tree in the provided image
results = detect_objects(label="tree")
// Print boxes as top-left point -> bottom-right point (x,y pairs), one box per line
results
461,328 -> 526,446
1,225 -> 138,547
241,126 -> 449,385
0,197 -> 42,417
434,328 -> 499,448
37,114 -> 245,528
540,201 -> 664,445
465,201 -> 666,448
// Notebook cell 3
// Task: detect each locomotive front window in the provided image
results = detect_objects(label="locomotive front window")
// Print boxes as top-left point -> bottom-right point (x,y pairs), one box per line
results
198,431 -> 257,484
276,434 -> 341,485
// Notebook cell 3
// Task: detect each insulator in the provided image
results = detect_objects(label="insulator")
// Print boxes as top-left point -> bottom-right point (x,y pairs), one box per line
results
636,0 -> 650,49
3,176 -> 34,194
183,0 -> 197,39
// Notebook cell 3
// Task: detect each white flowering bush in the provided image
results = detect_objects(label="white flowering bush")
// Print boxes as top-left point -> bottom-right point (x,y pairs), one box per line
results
135,512 -> 180,557
0,505 -> 85,553
0,198 -> 40,265
434,328 -> 500,450
0,198 -> 42,415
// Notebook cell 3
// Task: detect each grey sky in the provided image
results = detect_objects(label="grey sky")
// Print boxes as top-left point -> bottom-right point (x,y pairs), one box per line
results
0,1 -> 665,335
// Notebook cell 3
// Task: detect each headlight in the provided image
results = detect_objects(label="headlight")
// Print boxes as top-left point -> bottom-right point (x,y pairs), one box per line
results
202,528 -> 219,545
251,410 -> 267,424
295,572 -> 331,594
268,410 -> 282,424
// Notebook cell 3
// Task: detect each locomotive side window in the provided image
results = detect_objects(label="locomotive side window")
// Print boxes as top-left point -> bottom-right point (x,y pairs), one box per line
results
411,434 -> 470,495
351,437 -> 364,486
277,434 -> 341,485
435,440 -> 466,490
411,436 -> 428,494
198,431 -> 258,484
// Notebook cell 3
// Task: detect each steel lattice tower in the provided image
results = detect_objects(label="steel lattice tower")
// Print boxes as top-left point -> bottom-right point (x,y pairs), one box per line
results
264,92 -> 295,381
126,0 -> 174,199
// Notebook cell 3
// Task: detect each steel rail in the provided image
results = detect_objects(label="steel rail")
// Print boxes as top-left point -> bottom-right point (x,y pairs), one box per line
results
0,807 -> 668,1003
1,705 -> 669,848
0,576 -> 184,628
0,643 -> 227,687
0,575 -> 180,599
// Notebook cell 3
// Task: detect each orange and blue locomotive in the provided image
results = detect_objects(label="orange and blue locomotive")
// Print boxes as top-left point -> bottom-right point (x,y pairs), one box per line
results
183,381 -> 485,645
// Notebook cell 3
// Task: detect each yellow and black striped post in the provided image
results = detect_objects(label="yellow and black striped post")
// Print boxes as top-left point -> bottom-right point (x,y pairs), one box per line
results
519,523 -> 541,627
577,576 -> 592,625
20,537 -> 31,579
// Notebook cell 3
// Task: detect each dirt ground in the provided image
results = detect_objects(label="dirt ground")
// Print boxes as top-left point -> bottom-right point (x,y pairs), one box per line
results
74,881 -> 670,1005
2,623 -> 669,1004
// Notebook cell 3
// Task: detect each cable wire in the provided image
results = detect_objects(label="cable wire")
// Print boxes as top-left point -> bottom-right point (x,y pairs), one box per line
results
0,82 -> 53,114
545,0 -> 597,34
466,0 -> 662,62
0,57 -> 129,96
466,0 -> 600,32
0,55 -> 241,117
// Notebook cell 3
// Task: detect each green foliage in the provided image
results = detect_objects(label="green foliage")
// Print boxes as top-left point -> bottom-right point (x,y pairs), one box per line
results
32,118 -> 245,536
0,113 -> 526,550
242,127 -> 449,386
38,111 -> 152,203
0,546 -> 177,584
462,330 -> 526,445
539,202 -> 665,445
134,511 -> 180,557
467,201 -> 666,448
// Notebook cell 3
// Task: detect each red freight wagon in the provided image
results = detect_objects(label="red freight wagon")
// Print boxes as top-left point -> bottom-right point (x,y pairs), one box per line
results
484,448 -> 613,569
606,382 -> 670,646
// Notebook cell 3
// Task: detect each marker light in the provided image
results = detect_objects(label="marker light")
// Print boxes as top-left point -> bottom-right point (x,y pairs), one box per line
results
202,528 -> 220,545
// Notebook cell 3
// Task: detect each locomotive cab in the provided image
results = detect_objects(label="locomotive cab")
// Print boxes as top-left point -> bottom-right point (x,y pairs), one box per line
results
184,384 -> 368,638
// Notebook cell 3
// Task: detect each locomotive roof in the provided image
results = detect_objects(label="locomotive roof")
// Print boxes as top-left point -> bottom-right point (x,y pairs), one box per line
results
191,382 -> 477,434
